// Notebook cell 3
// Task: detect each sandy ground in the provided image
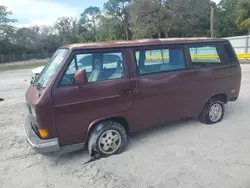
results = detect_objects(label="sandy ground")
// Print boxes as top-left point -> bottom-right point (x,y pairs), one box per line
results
0,65 -> 250,188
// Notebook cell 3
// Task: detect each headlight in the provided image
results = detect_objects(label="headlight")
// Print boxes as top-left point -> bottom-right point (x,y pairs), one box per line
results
30,106 -> 36,117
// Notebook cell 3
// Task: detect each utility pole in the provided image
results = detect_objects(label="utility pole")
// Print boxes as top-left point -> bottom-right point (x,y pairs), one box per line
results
210,1 -> 216,38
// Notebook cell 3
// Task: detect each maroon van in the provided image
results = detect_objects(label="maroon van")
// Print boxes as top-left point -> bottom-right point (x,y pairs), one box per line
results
25,38 -> 241,156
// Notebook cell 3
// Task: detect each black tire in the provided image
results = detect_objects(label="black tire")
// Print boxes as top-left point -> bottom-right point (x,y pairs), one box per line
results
198,99 -> 225,124
88,120 -> 127,157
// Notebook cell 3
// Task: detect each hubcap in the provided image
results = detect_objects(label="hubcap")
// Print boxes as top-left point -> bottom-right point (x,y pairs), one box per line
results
209,103 -> 222,122
98,130 -> 121,154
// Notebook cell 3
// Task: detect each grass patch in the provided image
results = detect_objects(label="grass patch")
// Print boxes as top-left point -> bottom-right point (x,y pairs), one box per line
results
0,62 -> 47,71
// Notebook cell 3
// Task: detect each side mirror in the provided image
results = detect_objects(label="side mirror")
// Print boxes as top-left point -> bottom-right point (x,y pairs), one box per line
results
74,69 -> 88,85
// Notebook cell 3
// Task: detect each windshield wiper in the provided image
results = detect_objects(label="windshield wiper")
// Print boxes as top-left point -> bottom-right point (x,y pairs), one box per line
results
36,82 -> 44,90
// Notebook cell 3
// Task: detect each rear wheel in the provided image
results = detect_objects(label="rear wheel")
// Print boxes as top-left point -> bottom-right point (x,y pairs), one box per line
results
198,99 -> 225,124
88,120 -> 127,157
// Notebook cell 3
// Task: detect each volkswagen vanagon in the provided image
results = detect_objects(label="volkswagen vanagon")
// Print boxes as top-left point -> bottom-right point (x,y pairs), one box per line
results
25,38 -> 241,156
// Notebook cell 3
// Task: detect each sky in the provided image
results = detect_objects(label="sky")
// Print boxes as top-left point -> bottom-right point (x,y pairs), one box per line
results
0,0 -> 220,28
0,0 -> 107,27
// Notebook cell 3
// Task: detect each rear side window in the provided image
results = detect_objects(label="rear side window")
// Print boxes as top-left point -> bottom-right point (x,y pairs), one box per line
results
189,45 -> 221,68
135,47 -> 186,75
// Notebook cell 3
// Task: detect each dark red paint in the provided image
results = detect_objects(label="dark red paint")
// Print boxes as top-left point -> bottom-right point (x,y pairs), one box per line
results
25,38 -> 241,146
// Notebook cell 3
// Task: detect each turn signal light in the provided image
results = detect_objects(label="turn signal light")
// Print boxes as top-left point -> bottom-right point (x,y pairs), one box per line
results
231,89 -> 237,94
39,129 -> 49,138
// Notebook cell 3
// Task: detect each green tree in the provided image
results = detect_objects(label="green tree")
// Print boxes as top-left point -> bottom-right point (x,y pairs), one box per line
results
13,27 -> 38,53
80,6 -> 101,41
98,15 -> 124,41
0,1 -> 248,57
0,6 -> 16,25
236,0 -> 250,33
38,26 -> 60,52
130,0 -> 170,39
183,0 -> 211,37
0,6 -> 17,43
214,0 -> 242,37
104,0 -> 132,40
130,0 -> 206,38
55,17 -> 81,45
0,6 -> 18,54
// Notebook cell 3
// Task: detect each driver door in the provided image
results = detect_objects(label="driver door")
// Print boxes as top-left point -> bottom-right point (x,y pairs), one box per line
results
51,49 -> 135,145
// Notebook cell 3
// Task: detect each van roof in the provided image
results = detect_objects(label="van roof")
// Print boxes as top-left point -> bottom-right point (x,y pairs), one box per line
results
64,38 -> 228,50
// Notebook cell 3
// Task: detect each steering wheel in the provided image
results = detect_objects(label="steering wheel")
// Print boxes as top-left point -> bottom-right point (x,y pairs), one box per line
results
61,74 -> 75,85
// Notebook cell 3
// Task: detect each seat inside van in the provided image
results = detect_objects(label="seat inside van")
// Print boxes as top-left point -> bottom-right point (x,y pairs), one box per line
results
110,61 -> 124,79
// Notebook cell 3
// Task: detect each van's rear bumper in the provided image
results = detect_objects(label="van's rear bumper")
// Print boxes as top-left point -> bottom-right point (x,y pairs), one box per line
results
229,96 -> 238,101
24,115 -> 60,153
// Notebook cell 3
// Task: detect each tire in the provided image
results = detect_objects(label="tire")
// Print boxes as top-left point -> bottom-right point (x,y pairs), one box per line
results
198,99 -> 225,124
88,120 -> 127,157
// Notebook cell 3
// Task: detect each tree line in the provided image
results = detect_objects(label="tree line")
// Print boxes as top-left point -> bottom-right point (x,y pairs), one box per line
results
0,0 -> 250,55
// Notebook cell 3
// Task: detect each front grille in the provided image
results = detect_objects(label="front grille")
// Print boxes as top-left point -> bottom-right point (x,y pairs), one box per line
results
31,121 -> 40,138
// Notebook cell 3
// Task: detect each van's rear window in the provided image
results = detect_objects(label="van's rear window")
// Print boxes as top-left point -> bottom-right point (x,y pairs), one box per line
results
217,43 -> 237,65
189,45 -> 221,68
188,43 -> 237,68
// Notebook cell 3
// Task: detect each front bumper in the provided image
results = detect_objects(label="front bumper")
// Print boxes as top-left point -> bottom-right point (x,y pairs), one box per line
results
24,114 -> 60,153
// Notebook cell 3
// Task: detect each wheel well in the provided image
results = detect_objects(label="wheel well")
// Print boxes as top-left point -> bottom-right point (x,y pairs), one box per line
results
210,93 -> 227,103
85,117 -> 129,144
111,117 -> 129,133
198,93 -> 227,118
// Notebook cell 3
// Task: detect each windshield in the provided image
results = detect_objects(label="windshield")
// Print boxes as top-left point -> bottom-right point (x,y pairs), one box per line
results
36,48 -> 69,87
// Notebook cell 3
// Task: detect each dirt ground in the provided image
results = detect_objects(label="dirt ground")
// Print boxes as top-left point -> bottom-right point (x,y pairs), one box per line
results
0,65 -> 250,188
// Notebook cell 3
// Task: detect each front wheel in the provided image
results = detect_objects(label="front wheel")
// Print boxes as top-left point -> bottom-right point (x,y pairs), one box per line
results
88,121 -> 127,157
198,100 -> 225,124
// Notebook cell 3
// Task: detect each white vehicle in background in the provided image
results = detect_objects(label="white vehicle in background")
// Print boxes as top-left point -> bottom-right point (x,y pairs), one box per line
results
31,66 -> 45,81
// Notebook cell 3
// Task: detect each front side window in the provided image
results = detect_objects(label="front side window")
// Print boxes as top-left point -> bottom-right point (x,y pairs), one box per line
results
189,45 -> 221,68
135,47 -> 186,75
60,52 -> 124,85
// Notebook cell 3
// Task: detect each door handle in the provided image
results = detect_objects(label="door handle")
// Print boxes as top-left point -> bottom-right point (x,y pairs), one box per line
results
119,89 -> 132,95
